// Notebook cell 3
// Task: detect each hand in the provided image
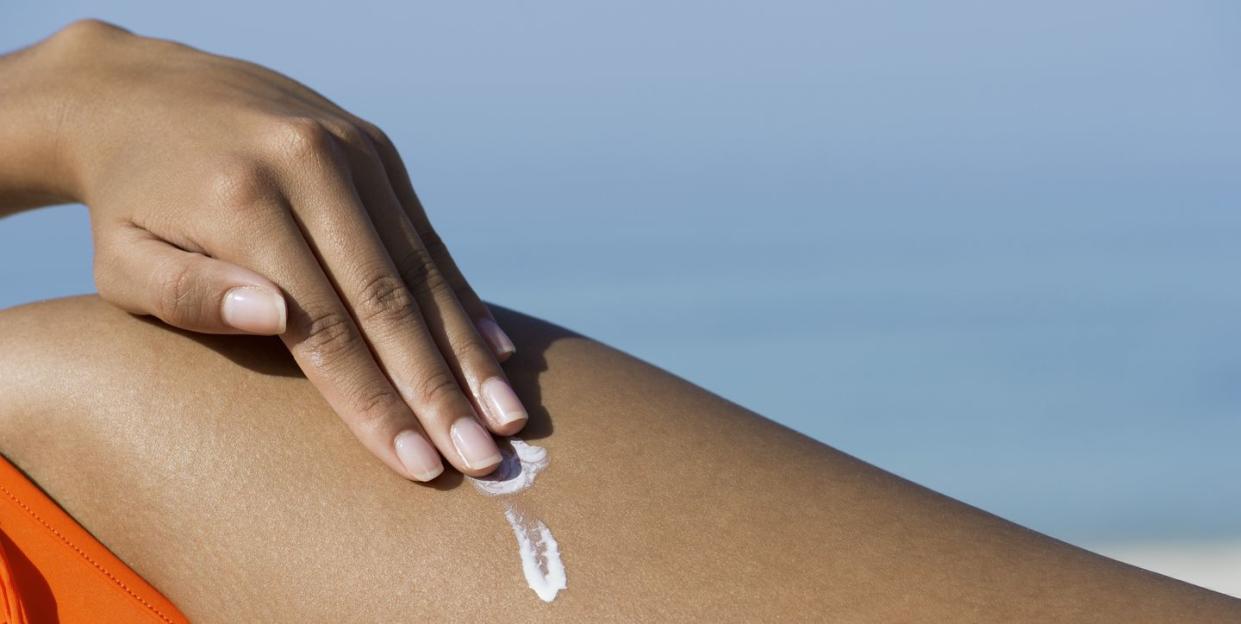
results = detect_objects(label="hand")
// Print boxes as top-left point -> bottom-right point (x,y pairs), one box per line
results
29,20 -> 528,480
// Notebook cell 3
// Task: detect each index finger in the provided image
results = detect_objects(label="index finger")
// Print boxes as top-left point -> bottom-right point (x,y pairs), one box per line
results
206,193 -> 445,482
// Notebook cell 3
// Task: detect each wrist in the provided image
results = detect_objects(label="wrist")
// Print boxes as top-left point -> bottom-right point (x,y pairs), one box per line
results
0,20 -> 129,210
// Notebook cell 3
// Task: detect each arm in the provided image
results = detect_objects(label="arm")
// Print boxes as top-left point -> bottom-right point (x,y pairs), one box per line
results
0,296 -> 1235,622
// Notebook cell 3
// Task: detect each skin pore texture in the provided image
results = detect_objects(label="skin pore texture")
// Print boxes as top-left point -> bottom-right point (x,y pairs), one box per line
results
0,296 -> 1239,622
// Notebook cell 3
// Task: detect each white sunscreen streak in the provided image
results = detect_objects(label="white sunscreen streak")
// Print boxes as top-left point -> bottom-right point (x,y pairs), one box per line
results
470,439 -> 549,496
503,504 -> 567,602
468,439 -> 567,603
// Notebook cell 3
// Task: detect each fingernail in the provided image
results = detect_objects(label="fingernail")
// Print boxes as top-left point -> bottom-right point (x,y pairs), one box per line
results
222,286 -> 286,335
450,417 -> 502,471
476,318 -> 516,358
394,430 -> 444,482
481,377 -> 528,427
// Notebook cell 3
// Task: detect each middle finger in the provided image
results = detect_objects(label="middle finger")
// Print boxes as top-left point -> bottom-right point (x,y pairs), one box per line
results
341,135 -> 530,437
278,121 -> 503,476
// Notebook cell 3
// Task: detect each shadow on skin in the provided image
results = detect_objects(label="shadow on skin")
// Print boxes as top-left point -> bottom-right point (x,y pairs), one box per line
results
491,303 -> 578,442
132,301 -> 574,489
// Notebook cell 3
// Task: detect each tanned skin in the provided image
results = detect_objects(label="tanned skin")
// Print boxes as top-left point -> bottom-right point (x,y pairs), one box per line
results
0,19 -> 534,484
0,296 -> 1237,622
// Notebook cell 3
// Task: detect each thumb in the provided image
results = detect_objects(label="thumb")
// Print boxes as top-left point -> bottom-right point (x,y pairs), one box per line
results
95,226 -> 286,335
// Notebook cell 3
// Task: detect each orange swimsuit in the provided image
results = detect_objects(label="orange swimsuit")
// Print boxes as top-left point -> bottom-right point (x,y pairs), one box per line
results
0,456 -> 188,623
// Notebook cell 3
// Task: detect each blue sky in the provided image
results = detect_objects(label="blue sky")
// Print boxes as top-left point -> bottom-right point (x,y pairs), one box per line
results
3,1 -> 1240,545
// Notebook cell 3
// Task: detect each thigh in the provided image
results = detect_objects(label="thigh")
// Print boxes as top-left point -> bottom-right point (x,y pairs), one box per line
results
0,296 -> 1236,623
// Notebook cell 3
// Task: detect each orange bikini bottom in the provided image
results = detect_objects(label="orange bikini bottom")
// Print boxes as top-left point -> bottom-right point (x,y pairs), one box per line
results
0,455 -> 188,623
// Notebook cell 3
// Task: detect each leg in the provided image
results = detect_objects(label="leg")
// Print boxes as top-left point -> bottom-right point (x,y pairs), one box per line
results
0,296 -> 1236,622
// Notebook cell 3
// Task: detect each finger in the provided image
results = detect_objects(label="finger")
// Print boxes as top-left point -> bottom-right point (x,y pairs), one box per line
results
277,121 -> 503,476
344,139 -> 529,437
365,128 -> 516,361
251,210 -> 445,482
194,171 -> 445,483
94,223 -> 286,335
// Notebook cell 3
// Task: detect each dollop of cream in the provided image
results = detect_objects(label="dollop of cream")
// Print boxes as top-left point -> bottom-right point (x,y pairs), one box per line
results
469,438 -> 567,602
470,439 -> 549,496
504,504 -> 567,603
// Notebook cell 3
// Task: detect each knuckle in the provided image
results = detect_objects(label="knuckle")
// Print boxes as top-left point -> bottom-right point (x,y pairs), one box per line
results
265,116 -> 336,162
393,248 -> 452,300
347,386 -> 406,428
357,120 -> 391,147
416,231 -> 469,292
46,20 -> 132,64
61,18 -> 119,36
419,229 -> 449,259
452,335 -> 496,367
207,160 -> 271,209
412,368 -> 460,406
55,19 -> 126,44
455,282 -> 482,305
392,247 -> 425,276
328,120 -> 371,152
355,273 -> 418,325
424,269 -> 455,299
409,264 -> 453,300
298,310 -> 361,368
392,248 -> 428,283
155,260 -> 199,326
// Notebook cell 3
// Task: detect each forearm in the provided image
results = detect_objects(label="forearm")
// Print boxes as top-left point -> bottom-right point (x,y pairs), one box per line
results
0,24 -> 84,215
